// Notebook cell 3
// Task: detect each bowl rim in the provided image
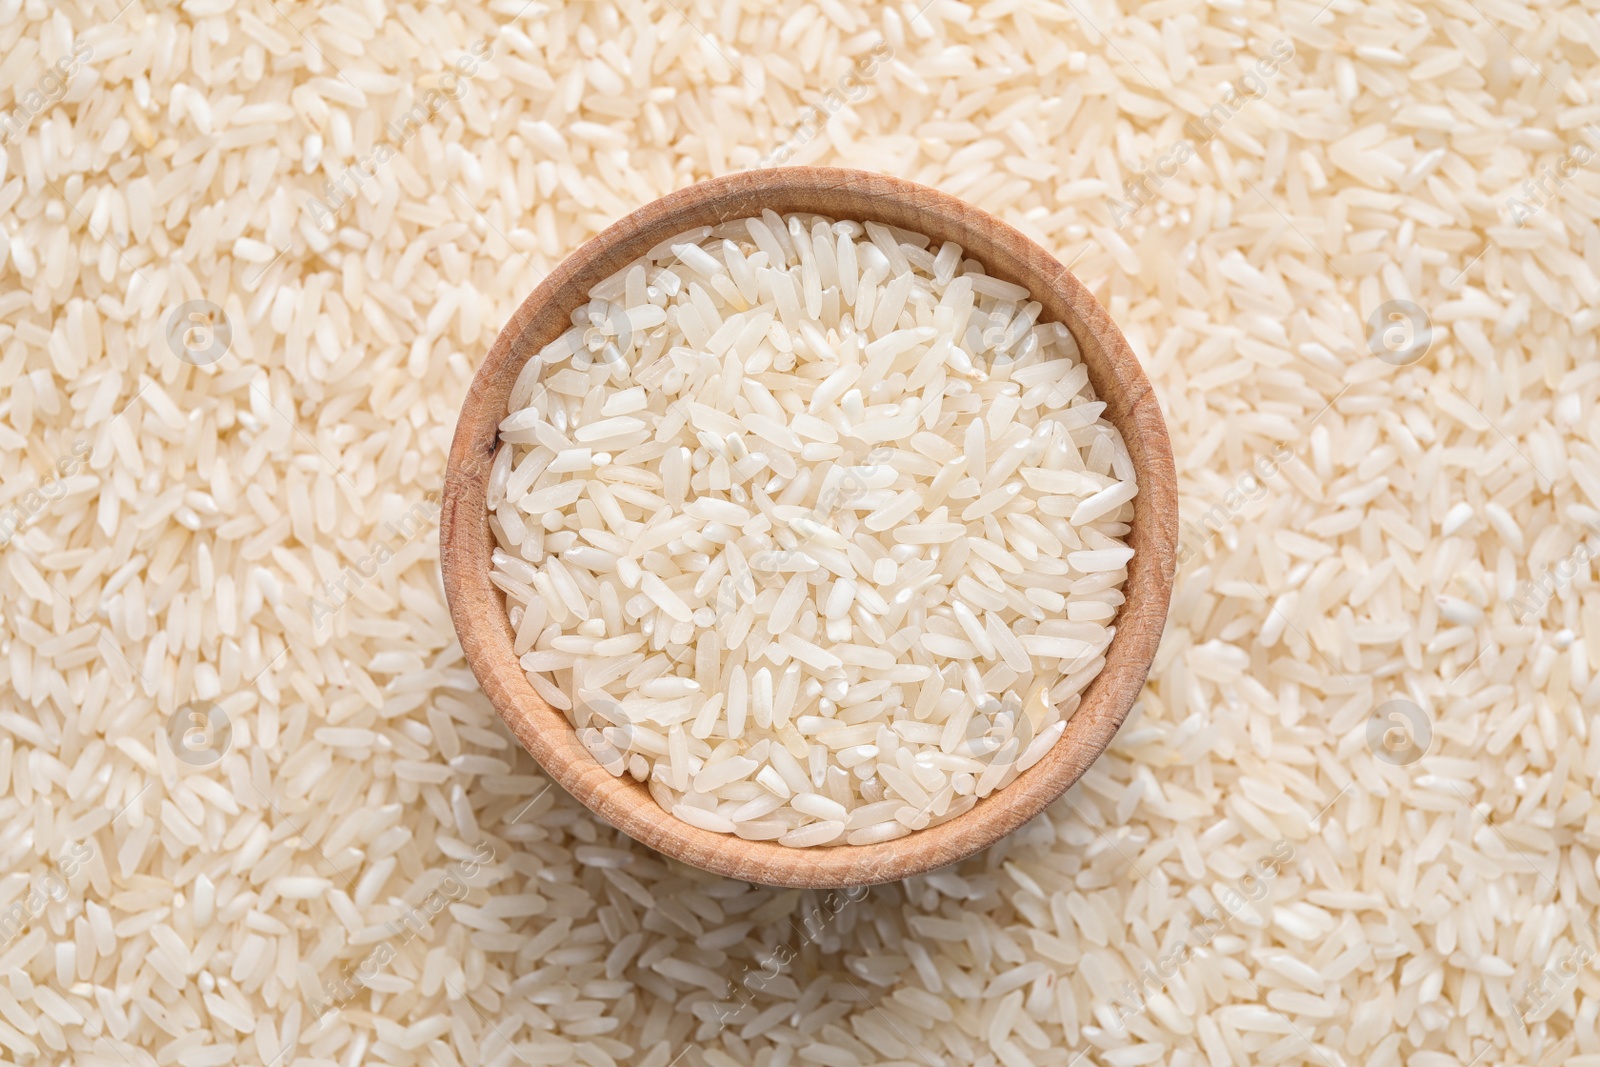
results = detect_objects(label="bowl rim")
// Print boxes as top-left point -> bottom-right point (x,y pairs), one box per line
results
441,166 -> 1177,888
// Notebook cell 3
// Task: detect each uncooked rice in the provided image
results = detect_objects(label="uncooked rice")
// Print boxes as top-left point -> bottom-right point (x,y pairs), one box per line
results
492,213 -> 1134,846
3,1 -> 1598,1066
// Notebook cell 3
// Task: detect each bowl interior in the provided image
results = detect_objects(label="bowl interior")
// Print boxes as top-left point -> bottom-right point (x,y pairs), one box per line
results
441,167 -> 1176,888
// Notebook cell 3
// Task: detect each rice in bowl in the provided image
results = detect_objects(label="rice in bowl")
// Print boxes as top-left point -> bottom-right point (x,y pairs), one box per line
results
488,210 -> 1137,847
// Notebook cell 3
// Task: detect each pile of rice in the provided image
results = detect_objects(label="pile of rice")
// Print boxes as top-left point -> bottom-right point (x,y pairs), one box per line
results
492,211 -> 1135,847
2,0 -> 1596,1065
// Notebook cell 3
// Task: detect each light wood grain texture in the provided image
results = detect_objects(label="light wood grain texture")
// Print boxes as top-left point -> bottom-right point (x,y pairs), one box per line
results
441,168 -> 1177,888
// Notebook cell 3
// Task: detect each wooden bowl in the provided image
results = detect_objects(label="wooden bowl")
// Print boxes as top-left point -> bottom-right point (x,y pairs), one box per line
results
442,168 -> 1176,888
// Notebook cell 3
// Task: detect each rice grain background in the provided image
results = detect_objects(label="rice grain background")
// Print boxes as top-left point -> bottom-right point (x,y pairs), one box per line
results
2,1 -> 1598,1065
